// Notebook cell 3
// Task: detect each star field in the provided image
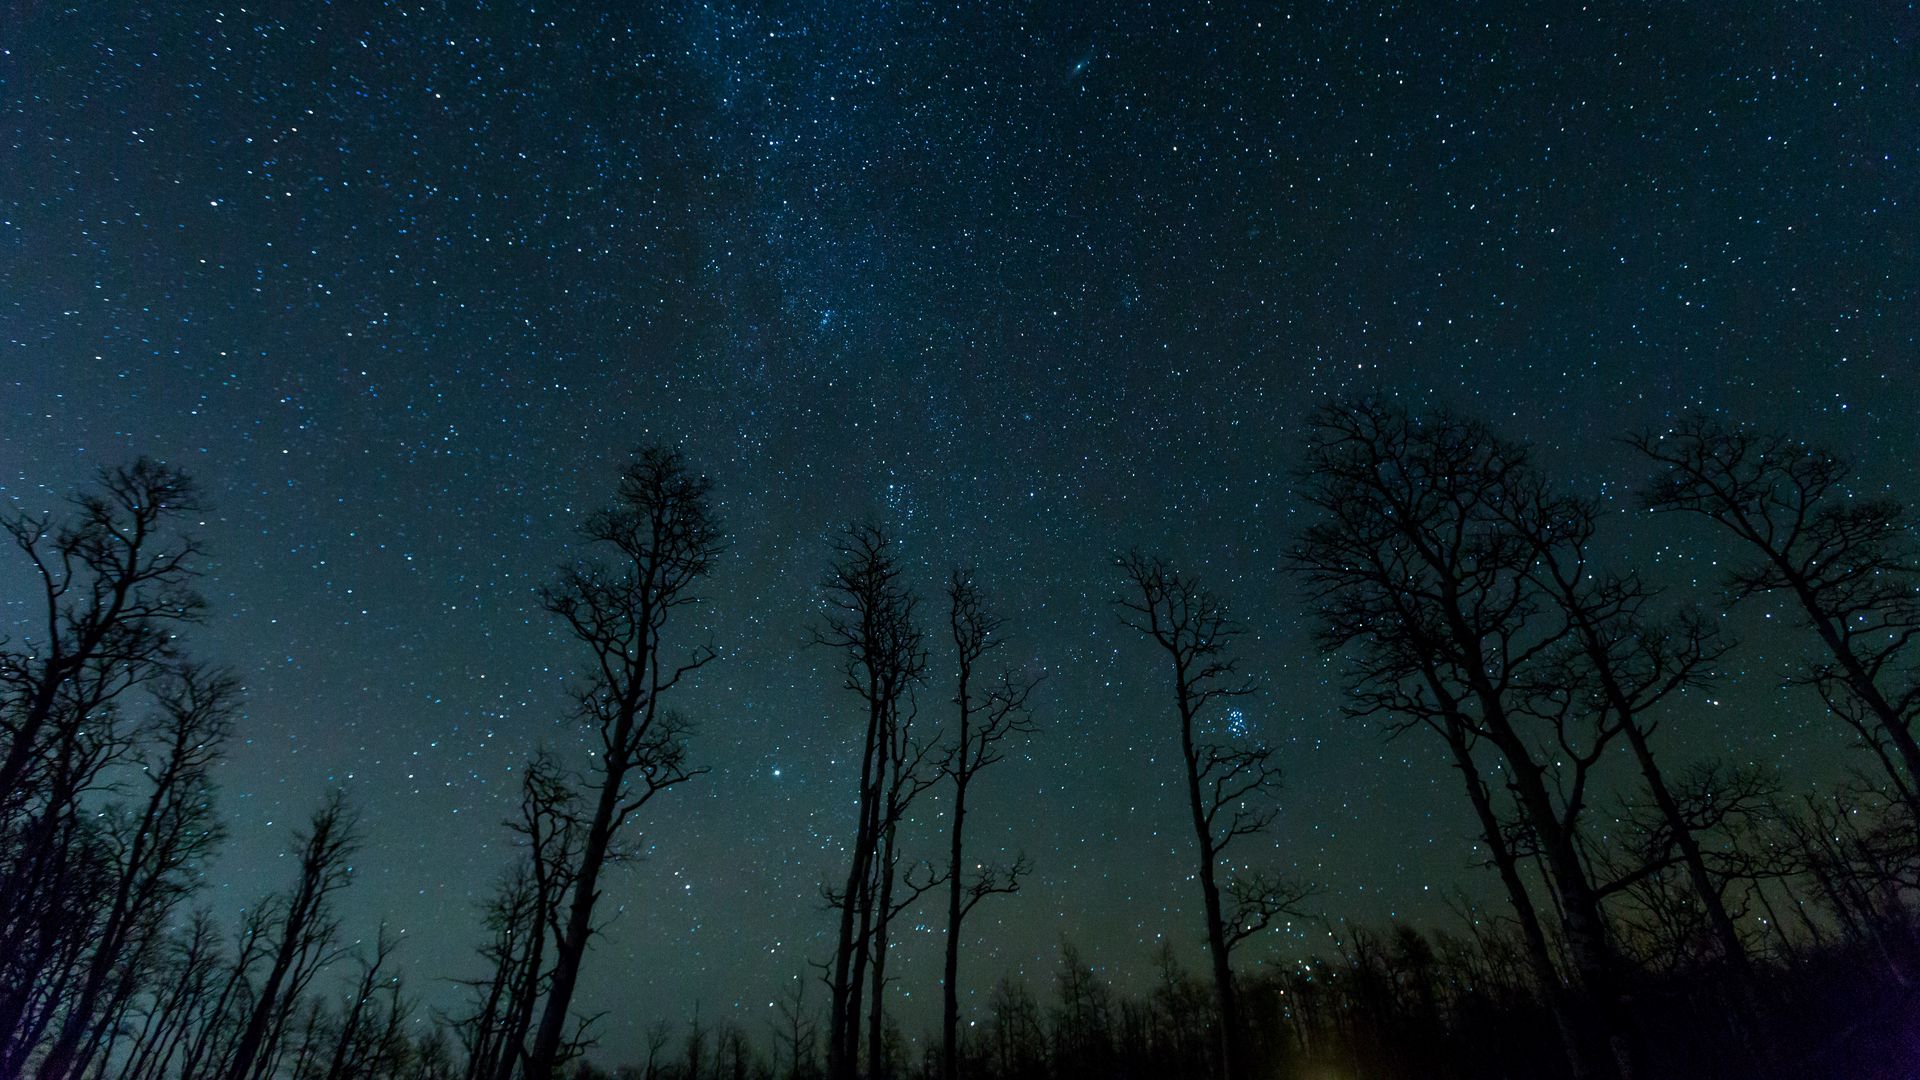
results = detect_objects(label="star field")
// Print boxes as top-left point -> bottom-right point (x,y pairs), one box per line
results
2,0 -> 1916,1063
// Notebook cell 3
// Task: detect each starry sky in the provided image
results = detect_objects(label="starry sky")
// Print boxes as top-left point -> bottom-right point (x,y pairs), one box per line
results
3,0 -> 1916,1064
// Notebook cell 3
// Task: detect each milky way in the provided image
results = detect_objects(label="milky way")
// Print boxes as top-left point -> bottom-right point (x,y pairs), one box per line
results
3,1 -> 1914,1062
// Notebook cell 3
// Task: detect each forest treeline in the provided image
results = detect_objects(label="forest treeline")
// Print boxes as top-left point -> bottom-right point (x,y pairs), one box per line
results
2,402 -> 1917,1080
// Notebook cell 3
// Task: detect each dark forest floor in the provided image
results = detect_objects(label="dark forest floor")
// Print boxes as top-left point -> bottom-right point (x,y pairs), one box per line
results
1788,989 -> 1920,1080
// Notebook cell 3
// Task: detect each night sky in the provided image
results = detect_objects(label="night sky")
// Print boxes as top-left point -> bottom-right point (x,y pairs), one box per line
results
3,0 -> 1916,1064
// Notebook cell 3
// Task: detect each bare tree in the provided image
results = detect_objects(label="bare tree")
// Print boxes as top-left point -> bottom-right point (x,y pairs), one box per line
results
325,924 -> 405,1080
813,523 -> 926,1080
939,567 -> 1038,1080
1116,552 -> 1311,1080
771,975 -> 820,1080
640,1018 -> 674,1080
224,790 -> 358,1080
177,899 -> 276,1080
1634,417 -> 1920,823
524,446 -> 722,1079
1290,400 -> 1635,1080
36,663 -> 235,1080
0,459 -> 209,1067
1506,490 -> 1753,977
453,753 -> 584,1080
450,865 -> 534,1080
864,711 -> 944,1080
1049,939 -> 1113,1072
122,909 -> 223,1080
0,704 -> 124,1072
0,458 -> 206,818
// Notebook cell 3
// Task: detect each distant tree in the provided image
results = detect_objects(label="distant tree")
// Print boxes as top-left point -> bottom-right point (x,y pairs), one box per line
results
981,976 -> 1046,1080
1115,552 -> 1312,1080
683,1003 -> 709,1080
224,790 -> 358,1080
415,1027 -> 458,1080
640,1018 -> 674,1080
324,924 -> 405,1080
1634,417 -> 1920,825
771,976 -> 820,1080
524,447 -> 722,1079
813,523 -> 927,1080
939,568 -> 1038,1080
1049,940 -> 1113,1074
714,1020 -> 756,1080
1147,943 -> 1215,1075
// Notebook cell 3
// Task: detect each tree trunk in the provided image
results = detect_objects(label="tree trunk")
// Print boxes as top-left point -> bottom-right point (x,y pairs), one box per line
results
525,745 -> 628,1079
829,692 -> 887,1080
1175,675 -> 1244,1080
1445,731 -> 1599,1080
1505,753 -> 1636,1080
941,768 -> 969,1080
867,819 -> 899,1080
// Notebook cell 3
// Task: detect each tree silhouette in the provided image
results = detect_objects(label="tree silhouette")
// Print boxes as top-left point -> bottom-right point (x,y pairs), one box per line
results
0,458 -> 210,1072
120,908 -> 222,1080
771,976 -> 820,1080
36,663 -> 235,1080
454,752 -> 586,1080
323,924 -> 406,1080
1115,552 -> 1310,1080
864,694 -> 944,1080
525,446 -> 722,1079
1291,400 -> 1636,1080
1502,487 -> 1754,982
813,523 -> 927,1080
224,790 -> 358,1080
4,440 -> 1920,1080
1635,416 -> 1920,825
939,567 -> 1038,1080
0,458 -> 206,816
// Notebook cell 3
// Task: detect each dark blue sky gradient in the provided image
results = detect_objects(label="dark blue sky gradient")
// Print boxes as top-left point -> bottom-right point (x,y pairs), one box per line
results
3,1 -> 1915,1063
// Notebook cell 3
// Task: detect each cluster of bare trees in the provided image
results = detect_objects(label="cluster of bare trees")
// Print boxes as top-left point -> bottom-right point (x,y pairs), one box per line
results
447,447 -> 721,1080
1290,401 -> 1920,1079
0,462 -> 432,1080
5,408 -> 1918,1080
811,528 -> 1040,1080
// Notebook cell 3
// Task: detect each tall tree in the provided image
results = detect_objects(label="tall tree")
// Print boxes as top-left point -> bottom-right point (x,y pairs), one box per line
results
524,446 -> 721,1079
121,909 -> 222,1080
1291,399 -> 1636,1080
0,459 -> 208,1066
1634,417 -> 1920,822
1504,489 -> 1752,977
939,568 -> 1037,1080
177,901 -> 276,1079
814,523 -> 926,1080
1116,552 -> 1310,1080
36,664 -> 234,1080
324,925 -> 405,1080
864,697 -> 943,1080
456,754 -> 582,1080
